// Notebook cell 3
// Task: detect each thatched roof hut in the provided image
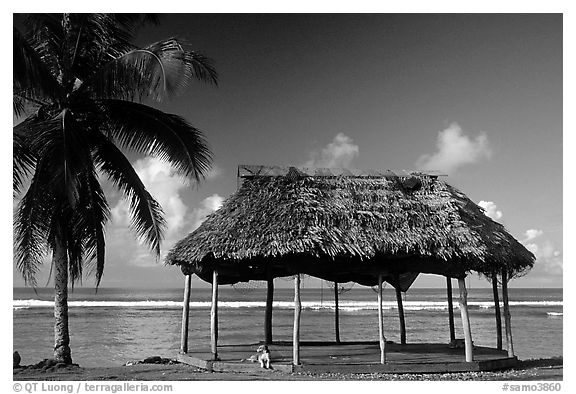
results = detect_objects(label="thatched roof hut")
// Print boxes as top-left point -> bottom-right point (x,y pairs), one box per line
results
166,166 -> 534,288
168,165 -> 534,365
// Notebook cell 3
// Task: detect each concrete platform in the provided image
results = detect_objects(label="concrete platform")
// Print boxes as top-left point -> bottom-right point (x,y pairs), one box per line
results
177,341 -> 518,374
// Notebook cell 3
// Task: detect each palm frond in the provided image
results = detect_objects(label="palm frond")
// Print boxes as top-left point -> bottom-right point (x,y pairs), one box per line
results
65,14 -> 136,83
82,37 -> 217,102
183,50 -> 218,86
18,111 -> 94,206
65,209 -> 85,288
13,94 -> 27,118
21,14 -> 163,93
13,117 -> 38,196
13,27 -> 61,105
78,170 -> 110,287
14,13 -> 218,290
113,14 -> 160,33
14,166 -> 57,287
21,15 -> 65,81
100,99 -> 212,182
65,175 -> 109,288
91,132 -> 166,257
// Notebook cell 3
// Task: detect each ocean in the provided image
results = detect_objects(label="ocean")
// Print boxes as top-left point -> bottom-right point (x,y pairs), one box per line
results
13,286 -> 562,368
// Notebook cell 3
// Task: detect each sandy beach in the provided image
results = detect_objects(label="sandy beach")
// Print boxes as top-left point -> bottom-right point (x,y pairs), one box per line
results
13,358 -> 562,381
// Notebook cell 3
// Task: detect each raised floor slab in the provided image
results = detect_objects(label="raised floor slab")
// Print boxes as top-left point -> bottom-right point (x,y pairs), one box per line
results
178,341 -> 517,375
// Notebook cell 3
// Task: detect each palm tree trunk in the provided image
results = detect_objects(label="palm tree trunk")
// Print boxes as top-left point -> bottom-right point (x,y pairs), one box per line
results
53,238 -> 72,364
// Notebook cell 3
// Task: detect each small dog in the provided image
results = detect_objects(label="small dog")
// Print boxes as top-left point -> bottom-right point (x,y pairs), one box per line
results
242,345 -> 271,369
257,345 -> 271,369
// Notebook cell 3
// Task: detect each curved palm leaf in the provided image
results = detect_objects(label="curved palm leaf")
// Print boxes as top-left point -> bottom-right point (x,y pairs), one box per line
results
66,167 -> 110,287
13,117 -> 38,196
91,132 -> 166,258
81,37 -> 217,102
99,99 -> 212,182
34,111 -> 95,206
21,15 -> 65,85
80,172 -> 109,287
59,14 -> 137,84
14,158 -> 58,287
13,27 -> 61,107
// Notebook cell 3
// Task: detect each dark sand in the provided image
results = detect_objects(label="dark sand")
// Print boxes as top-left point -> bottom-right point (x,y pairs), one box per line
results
13,358 -> 562,381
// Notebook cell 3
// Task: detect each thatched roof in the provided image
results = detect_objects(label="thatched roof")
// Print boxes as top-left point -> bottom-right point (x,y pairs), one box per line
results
166,166 -> 534,288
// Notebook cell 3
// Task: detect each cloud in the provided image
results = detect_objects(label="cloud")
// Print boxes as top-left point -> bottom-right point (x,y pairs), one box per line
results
108,158 -> 225,267
523,238 -> 562,276
205,164 -> 223,180
478,200 -> 503,221
108,158 -> 191,266
111,158 -> 189,237
304,133 -> 359,168
514,227 -> 562,276
475,200 -> 561,277
416,123 -> 491,174
524,229 -> 544,242
190,194 -> 224,231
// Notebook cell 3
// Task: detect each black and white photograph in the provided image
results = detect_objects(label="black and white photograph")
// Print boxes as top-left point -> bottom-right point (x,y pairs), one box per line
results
10,4 -> 566,388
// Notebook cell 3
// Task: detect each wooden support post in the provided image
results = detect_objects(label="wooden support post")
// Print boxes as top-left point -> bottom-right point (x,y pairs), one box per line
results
377,274 -> 386,364
293,274 -> 301,365
211,269 -> 219,360
491,272 -> 503,350
501,269 -> 515,357
265,270 -> 274,345
334,282 -> 341,344
396,285 -> 406,345
180,274 -> 192,354
457,277 -> 474,362
446,276 -> 456,344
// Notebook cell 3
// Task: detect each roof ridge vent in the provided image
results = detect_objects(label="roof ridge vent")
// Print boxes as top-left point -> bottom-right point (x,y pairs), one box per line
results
286,166 -> 305,181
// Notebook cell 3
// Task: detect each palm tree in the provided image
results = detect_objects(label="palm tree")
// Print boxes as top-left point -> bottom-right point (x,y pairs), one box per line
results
13,14 -> 217,364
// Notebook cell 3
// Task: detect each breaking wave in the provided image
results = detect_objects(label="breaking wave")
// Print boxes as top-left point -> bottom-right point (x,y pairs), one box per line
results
547,312 -> 563,317
13,299 -> 563,311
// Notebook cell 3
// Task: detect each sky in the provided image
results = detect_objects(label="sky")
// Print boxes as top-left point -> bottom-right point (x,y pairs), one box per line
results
11,13 -> 563,289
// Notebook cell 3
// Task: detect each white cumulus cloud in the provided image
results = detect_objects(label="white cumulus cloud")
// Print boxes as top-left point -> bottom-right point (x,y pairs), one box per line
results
524,229 -> 544,242
524,238 -> 562,276
478,200 -> 503,222
304,133 -> 359,169
516,227 -> 562,276
111,157 -> 189,237
108,158 -> 226,267
475,200 -> 562,279
190,194 -> 224,231
416,123 -> 491,174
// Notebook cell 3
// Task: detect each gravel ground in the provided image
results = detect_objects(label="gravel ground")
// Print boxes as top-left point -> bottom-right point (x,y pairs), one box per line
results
13,357 -> 562,381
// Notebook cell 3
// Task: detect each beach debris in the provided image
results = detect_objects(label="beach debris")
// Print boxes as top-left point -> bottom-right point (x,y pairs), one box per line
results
124,356 -> 180,366
13,351 -> 21,368
13,358 -> 80,372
